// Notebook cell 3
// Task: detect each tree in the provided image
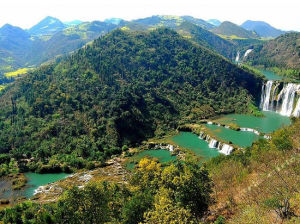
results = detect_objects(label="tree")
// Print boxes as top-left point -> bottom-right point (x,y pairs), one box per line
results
159,161 -> 213,217
55,183 -> 110,224
130,158 -> 162,191
144,188 -> 198,224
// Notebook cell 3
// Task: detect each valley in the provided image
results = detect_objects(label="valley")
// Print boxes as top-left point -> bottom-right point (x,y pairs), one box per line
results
0,10 -> 299,224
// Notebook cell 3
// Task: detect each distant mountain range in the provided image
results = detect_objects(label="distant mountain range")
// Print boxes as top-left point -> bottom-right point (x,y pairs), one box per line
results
211,21 -> 259,39
0,15 -> 294,78
132,15 -> 214,30
241,20 -> 285,38
28,16 -> 67,36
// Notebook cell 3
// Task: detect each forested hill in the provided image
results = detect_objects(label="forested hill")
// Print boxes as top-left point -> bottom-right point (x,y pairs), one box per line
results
247,32 -> 300,70
212,21 -> 259,39
175,21 -> 236,59
0,28 -> 262,169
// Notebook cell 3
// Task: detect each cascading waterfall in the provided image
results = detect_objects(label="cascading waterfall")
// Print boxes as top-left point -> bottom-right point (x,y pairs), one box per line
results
208,139 -> 218,148
279,83 -> 300,116
243,49 -> 253,59
235,51 -> 240,63
260,81 -> 300,117
260,80 -> 273,111
271,83 -> 279,110
220,144 -> 234,155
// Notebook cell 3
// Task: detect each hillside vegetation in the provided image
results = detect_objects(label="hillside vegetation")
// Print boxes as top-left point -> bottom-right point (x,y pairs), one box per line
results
212,21 -> 259,39
0,15 -> 237,78
174,22 -> 236,59
1,112 -> 299,224
206,118 -> 300,223
247,32 -> 300,79
248,32 -> 300,68
0,28 -> 262,172
241,20 -> 285,38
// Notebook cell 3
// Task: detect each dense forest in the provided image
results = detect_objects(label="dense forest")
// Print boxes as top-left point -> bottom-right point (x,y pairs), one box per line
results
0,111 -> 299,224
0,28 -> 262,172
247,32 -> 300,79
0,159 -> 212,224
0,10 -> 299,224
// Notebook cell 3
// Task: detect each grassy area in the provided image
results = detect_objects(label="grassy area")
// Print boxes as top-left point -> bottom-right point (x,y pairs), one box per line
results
4,68 -> 32,78
0,85 -> 5,92
205,119 -> 300,223
217,34 -> 248,40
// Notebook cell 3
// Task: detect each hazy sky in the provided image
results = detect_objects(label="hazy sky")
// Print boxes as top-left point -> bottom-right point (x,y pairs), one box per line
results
0,0 -> 299,31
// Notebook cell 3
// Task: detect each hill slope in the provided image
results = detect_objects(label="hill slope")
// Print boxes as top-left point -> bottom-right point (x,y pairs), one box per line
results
133,15 -> 213,30
28,21 -> 120,66
0,21 -> 121,75
174,21 -> 236,59
247,32 -> 300,70
0,16 -> 238,77
128,18 -> 236,59
0,28 -> 262,169
241,20 -> 285,38
180,16 -> 215,29
212,21 -> 259,39
0,24 -> 33,73
28,16 -> 66,36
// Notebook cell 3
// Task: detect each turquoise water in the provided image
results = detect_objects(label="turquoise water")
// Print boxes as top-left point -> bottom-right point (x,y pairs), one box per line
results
259,69 -> 283,80
217,111 -> 291,134
24,172 -> 69,198
171,132 -> 219,160
205,124 -> 261,148
126,149 -> 177,169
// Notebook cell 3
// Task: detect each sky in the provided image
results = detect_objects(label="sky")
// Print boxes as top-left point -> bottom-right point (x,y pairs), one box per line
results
0,0 -> 299,31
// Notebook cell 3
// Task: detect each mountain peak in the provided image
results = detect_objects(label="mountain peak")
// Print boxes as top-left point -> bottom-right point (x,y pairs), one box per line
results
1,23 -> 14,29
0,23 -> 29,38
241,20 -> 285,38
28,16 -> 66,35
212,21 -> 259,39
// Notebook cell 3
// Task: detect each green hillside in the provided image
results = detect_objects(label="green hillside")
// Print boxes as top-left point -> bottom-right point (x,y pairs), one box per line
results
0,21 -> 120,76
0,16 -> 242,79
127,18 -> 236,59
0,28 -> 262,171
174,21 -> 236,59
247,32 -> 300,78
212,21 -> 260,39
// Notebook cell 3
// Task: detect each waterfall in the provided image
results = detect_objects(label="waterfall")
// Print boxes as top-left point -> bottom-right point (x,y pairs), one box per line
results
279,83 -> 300,116
271,83 -> 279,110
293,98 -> 300,117
235,51 -> 240,63
208,139 -> 218,148
259,83 -> 265,109
260,81 -> 273,111
220,144 -> 234,155
199,132 -> 204,139
260,81 -> 300,117
240,128 -> 260,135
243,49 -> 253,59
